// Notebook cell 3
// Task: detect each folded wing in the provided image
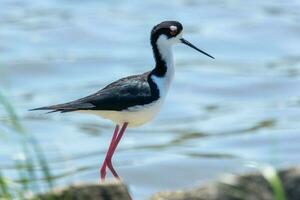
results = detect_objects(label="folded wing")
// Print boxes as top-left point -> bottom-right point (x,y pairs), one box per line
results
30,72 -> 157,113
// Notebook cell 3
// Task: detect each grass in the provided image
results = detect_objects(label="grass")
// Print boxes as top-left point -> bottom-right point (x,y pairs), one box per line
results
0,91 -> 54,199
261,165 -> 286,200
0,170 -> 12,200
242,163 -> 287,200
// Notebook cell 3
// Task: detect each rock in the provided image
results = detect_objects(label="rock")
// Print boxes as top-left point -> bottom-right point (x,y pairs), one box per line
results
279,167 -> 300,200
32,181 -> 131,200
150,167 -> 300,200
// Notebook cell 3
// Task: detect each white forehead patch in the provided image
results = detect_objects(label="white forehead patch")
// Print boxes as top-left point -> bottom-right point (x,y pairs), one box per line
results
170,25 -> 177,31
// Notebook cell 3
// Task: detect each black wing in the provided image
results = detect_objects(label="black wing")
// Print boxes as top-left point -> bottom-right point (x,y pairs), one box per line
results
30,72 -> 159,113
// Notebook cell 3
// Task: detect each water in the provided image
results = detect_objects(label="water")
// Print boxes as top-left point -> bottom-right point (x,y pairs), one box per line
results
1,0 -> 300,199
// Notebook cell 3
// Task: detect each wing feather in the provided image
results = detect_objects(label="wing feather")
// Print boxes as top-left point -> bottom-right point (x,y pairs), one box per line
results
30,72 -> 158,113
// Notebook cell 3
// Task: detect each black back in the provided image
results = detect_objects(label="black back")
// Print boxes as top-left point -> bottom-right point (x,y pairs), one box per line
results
31,72 -> 160,112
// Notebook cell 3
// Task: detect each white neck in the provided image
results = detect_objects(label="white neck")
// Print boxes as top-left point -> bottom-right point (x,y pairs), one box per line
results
151,35 -> 175,98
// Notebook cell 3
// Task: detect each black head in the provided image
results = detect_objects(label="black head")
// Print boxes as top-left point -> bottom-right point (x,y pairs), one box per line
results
150,21 -> 214,59
151,21 -> 183,40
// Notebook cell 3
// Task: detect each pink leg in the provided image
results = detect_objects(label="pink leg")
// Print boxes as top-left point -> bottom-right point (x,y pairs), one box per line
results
105,122 -> 128,179
100,125 -> 119,181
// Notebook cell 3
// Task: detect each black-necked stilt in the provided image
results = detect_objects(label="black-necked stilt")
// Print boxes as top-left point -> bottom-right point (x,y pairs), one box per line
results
30,21 -> 214,181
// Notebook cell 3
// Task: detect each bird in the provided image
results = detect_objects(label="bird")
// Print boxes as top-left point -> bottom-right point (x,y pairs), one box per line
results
30,21 -> 214,182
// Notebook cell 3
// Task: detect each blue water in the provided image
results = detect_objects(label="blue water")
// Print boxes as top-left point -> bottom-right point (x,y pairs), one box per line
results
1,0 -> 300,199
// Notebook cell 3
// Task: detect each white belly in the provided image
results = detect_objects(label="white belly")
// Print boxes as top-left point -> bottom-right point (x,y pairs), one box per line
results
78,100 -> 163,127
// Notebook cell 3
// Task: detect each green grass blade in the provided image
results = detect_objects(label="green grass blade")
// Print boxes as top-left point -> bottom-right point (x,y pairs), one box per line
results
261,166 -> 286,200
0,91 -> 55,198
30,137 -> 54,189
23,143 -> 41,193
0,92 -> 24,133
0,169 -> 12,200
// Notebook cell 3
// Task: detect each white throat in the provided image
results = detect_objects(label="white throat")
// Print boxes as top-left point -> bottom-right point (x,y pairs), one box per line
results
151,35 -> 176,98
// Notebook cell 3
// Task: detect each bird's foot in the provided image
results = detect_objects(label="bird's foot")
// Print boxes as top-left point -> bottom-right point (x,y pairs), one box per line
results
100,162 -> 107,182
106,159 -> 120,179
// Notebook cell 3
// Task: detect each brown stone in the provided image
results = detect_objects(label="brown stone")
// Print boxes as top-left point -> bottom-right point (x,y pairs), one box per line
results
33,181 -> 131,200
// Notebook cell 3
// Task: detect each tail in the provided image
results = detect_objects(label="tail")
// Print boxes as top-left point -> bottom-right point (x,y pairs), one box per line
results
29,106 -> 54,111
29,102 -> 95,113
29,106 -> 62,113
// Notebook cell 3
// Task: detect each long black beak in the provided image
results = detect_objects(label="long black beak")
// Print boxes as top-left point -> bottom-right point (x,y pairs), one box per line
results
180,38 -> 215,59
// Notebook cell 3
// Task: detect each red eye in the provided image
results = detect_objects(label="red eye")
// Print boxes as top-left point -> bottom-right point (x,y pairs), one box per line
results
170,26 -> 178,36
170,30 -> 177,36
